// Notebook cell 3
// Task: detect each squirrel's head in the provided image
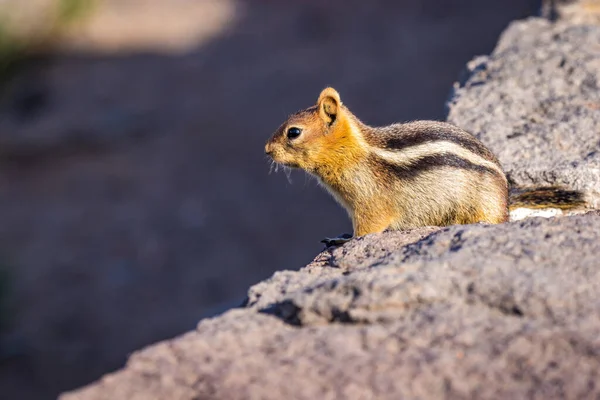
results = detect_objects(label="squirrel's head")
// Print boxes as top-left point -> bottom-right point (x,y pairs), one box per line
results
265,87 -> 358,172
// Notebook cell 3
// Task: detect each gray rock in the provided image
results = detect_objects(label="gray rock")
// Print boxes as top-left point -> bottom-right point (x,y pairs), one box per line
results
60,14 -> 600,400
447,18 -> 600,208
246,226 -> 439,309
61,211 -> 600,400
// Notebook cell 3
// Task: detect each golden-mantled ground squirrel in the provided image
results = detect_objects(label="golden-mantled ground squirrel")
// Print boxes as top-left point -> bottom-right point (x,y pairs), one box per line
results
265,88 -> 586,246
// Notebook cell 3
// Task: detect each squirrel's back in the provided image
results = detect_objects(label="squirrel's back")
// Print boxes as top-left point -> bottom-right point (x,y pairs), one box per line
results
360,120 -> 509,231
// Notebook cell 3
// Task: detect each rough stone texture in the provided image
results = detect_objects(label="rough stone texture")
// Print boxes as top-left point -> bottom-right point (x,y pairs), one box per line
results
58,11 -> 600,400
61,211 -> 600,400
246,226 -> 440,309
59,13 -> 600,397
447,18 -> 600,208
0,2 -> 543,398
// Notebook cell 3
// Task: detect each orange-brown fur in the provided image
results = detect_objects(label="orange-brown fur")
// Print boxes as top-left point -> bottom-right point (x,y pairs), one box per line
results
265,87 -> 509,237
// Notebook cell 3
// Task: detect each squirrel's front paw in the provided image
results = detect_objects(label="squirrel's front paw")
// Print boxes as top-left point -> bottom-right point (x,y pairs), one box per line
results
320,233 -> 353,247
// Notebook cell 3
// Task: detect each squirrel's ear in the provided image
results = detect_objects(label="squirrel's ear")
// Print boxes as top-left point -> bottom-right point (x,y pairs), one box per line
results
317,87 -> 341,125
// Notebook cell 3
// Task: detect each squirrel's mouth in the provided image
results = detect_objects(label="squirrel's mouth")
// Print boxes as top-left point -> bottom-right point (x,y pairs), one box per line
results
265,149 -> 300,169
274,160 -> 300,169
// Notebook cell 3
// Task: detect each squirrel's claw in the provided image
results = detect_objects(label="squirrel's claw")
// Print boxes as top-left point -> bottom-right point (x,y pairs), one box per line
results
320,233 -> 353,247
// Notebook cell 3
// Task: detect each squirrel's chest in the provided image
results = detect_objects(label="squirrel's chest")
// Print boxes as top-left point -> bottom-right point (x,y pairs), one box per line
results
315,165 -> 381,209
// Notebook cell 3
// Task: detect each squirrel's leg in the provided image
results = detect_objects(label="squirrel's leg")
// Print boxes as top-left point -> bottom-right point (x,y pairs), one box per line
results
354,215 -> 394,237
321,214 -> 393,247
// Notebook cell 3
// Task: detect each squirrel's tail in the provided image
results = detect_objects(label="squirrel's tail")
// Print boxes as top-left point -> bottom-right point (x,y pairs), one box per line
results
508,186 -> 588,221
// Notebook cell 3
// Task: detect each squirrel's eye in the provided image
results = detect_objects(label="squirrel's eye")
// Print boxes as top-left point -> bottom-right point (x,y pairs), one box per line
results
287,127 -> 302,139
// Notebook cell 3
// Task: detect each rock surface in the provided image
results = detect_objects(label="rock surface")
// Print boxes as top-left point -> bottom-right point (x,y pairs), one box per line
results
0,2 -> 543,398
60,11 -> 600,400
62,212 -> 600,400
447,17 -> 600,208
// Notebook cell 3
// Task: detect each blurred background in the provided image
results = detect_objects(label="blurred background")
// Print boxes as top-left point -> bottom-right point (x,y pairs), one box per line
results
0,0 -> 540,398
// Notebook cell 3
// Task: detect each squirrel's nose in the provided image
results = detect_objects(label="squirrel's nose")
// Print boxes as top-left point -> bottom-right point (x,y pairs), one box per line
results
265,142 -> 273,156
